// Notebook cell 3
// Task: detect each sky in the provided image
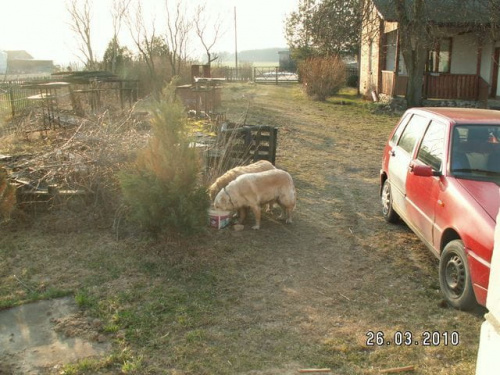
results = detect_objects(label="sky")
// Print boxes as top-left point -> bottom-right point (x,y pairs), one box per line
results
0,0 -> 299,66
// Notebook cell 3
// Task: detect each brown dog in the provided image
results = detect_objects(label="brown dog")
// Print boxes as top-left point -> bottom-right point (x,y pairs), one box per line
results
208,160 -> 276,201
213,169 -> 296,229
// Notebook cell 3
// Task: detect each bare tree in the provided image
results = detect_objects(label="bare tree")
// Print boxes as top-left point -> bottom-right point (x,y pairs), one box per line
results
66,0 -> 96,70
194,3 -> 224,66
126,1 -> 160,85
165,0 -> 192,77
110,0 -> 132,73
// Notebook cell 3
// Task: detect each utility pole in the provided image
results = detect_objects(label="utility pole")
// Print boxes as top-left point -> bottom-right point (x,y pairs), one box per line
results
234,6 -> 238,79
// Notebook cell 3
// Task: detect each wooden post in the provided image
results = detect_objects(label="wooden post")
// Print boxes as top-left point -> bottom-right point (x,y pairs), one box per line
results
120,81 -> 124,110
275,67 -> 279,85
9,86 -> 15,117
203,64 -> 211,78
476,34 -> 483,101
392,28 -> 401,97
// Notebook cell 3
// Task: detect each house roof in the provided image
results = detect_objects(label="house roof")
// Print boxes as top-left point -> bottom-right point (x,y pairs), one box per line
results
373,0 -> 493,24
6,50 -> 34,60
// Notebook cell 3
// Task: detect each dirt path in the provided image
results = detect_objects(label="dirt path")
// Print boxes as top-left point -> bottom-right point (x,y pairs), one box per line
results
215,84 -> 483,374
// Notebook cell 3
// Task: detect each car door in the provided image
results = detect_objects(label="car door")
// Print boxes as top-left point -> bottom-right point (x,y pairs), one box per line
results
405,120 -> 447,248
388,114 -> 429,219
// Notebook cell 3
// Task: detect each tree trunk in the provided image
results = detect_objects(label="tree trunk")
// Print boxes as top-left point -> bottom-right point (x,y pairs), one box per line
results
395,0 -> 429,108
402,46 -> 427,107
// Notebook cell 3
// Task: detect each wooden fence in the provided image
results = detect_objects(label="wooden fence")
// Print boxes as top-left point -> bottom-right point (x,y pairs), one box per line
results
424,73 -> 479,100
380,70 -> 489,100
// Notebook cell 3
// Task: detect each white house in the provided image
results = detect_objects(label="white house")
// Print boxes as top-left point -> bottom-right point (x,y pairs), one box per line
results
359,0 -> 500,104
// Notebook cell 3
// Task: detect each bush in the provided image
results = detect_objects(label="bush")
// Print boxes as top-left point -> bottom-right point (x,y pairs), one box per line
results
347,74 -> 359,88
118,82 -> 209,236
298,56 -> 347,101
0,167 -> 16,223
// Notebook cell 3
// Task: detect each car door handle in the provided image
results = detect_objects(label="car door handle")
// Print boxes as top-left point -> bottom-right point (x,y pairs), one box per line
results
389,150 -> 395,157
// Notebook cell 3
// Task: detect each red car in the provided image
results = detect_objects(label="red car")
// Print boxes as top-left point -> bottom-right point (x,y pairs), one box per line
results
380,107 -> 500,310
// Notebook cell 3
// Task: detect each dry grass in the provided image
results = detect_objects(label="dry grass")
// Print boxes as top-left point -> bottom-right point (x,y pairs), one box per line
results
0,84 -> 485,374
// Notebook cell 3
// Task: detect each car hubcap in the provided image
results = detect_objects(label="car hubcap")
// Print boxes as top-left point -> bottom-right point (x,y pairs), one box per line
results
445,254 -> 465,296
382,184 -> 390,215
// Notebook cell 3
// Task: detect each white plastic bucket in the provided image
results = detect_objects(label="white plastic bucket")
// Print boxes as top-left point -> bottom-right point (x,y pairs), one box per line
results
208,209 -> 231,229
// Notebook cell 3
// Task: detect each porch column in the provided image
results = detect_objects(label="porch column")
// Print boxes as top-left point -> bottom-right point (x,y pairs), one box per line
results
392,27 -> 401,97
476,34 -> 484,102
377,18 -> 385,94
476,34 -> 483,76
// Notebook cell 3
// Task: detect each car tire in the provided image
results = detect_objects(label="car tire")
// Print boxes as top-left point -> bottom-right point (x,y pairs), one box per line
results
381,180 -> 399,223
439,240 -> 477,310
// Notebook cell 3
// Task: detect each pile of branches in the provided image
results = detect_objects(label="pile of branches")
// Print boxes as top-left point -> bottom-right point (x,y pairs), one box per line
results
0,108 -> 150,216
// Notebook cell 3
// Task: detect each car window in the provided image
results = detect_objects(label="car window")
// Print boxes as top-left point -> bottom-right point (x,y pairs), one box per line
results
390,113 -> 411,144
451,124 -> 500,181
397,114 -> 429,154
417,120 -> 446,171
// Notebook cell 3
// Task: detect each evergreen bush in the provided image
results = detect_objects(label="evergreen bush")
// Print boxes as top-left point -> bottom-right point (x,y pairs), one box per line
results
118,82 -> 209,236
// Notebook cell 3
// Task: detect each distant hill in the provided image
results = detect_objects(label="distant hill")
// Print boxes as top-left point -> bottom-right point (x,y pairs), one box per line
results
219,47 -> 288,64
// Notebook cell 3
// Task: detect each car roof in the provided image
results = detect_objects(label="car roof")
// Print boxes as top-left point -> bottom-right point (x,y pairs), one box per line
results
407,107 -> 500,126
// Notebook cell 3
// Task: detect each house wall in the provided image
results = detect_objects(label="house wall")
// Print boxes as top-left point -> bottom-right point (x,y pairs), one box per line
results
359,6 -> 382,97
450,34 -> 478,75
478,40 -> 500,97
7,59 -> 54,74
480,42 -> 493,83
492,42 -> 500,97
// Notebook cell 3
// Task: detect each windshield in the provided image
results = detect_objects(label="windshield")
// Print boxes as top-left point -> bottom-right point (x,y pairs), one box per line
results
450,124 -> 500,182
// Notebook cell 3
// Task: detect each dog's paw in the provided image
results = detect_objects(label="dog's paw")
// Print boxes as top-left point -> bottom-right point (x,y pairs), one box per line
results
252,225 -> 260,230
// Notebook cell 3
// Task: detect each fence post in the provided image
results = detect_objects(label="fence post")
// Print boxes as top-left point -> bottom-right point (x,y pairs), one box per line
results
275,67 -> 278,85
9,86 -> 15,117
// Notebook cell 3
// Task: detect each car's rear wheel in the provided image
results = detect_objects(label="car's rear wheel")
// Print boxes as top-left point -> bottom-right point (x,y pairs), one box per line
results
381,180 -> 399,223
439,240 -> 477,310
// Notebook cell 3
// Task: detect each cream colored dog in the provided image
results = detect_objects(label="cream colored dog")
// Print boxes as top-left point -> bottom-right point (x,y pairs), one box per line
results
208,160 -> 276,201
213,169 -> 296,230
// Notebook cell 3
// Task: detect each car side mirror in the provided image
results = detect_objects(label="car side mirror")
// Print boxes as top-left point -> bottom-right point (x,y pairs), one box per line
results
411,163 -> 440,177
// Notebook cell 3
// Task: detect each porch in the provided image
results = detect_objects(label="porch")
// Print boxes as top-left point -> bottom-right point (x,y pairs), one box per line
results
380,70 -> 491,105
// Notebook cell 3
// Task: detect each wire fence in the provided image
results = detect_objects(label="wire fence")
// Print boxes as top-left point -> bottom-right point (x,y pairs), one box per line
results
0,78 -> 138,120
0,84 -> 48,117
253,67 -> 299,84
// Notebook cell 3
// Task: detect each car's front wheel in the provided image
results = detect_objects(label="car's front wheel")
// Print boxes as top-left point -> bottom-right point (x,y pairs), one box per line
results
381,179 -> 399,223
439,240 -> 477,310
